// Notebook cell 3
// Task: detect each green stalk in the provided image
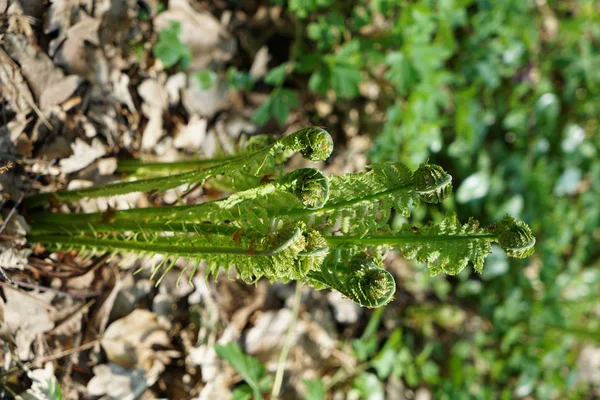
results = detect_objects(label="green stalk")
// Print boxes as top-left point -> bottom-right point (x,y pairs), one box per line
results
24,127 -> 333,208
28,168 -> 329,226
29,221 -> 239,236
29,231 -> 296,257
116,157 -> 233,174
325,233 -> 498,246
286,182 -> 413,217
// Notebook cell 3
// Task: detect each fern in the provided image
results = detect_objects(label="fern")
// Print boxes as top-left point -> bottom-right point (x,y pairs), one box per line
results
25,126 -> 536,308
116,134 -> 291,192
24,127 -> 333,208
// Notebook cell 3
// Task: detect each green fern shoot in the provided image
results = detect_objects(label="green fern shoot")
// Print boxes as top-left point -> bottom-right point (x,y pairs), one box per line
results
26,127 -> 536,307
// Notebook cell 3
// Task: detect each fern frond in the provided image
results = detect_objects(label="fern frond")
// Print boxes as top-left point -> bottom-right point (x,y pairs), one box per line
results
325,213 -> 535,276
116,134 -> 282,176
288,162 -> 452,234
29,222 -> 328,284
29,168 -> 330,233
24,127 -> 334,208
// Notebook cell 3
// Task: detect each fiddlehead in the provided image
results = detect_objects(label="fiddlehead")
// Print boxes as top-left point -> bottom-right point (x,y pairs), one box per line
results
413,163 -> 453,204
284,168 -> 330,210
279,126 -> 334,162
496,215 -> 536,258
287,162 -> 453,235
308,252 -> 395,308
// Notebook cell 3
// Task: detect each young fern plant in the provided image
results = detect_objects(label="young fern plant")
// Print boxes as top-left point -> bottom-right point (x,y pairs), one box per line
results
25,127 -> 536,307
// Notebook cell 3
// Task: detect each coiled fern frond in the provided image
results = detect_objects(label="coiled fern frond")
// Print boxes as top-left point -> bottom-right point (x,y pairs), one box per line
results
308,252 -> 396,308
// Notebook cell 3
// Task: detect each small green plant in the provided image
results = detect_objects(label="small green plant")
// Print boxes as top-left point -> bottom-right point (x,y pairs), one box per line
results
214,342 -> 273,400
25,127 -> 535,307
152,21 -> 192,69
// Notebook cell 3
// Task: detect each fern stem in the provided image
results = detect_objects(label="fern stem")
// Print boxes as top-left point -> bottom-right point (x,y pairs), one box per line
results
116,157 -> 232,174
287,181 -> 413,217
24,127 -> 333,208
30,234 -> 283,256
29,221 -> 239,236
325,233 -> 498,246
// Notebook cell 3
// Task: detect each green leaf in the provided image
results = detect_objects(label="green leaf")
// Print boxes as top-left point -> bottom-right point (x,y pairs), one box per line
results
153,41 -> 182,68
231,386 -> 253,400
303,378 -> 326,400
352,308 -> 384,361
251,88 -> 299,126
289,0 -> 333,18
194,70 -> 218,91
252,98 -> 274,126
264,63 -> 289,86
371,328 -> 403,379
352,372 -> 385,400
153,20 -> 192,69
214,342 -> 267,400
227,67 -> 254,91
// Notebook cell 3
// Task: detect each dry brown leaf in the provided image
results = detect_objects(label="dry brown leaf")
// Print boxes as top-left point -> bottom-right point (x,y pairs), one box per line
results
54,14 -> 101,76
173,115 -> 207,150
0,244 -> 32,270
101,309 -> 175,370
1,287 -> 55,360
182,77 -> 230,119
244,309 -> 304,359
2,33 -> 67,100
138,76 -> 169,150
87,363 -> 150,400
59,138 -> 107,174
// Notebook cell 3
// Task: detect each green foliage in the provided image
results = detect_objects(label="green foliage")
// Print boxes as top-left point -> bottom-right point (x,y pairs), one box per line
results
194,70 -> 218,90
252,88 -> 300,125
24,127 -> 333,207
303,378 -> 326,400
48,379 -> 63,400
227,66 -> 254,91
214,342 -> 272,400
152,21 -> 191,69
25,127 -> 534,308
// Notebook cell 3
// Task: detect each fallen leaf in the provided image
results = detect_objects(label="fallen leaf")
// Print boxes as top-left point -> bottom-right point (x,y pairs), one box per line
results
249,46 -> 270,80
101,309 -> 175,370
87,363 -> 149,400
0,244 -> 32,270
173,115 -> 207,150
2,287 -> 55,360
17,362 -> 60,400
54,14 -> 101,76
59,138 -> 107,174
244,309 -> 304,358
182,77 -> 230,118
